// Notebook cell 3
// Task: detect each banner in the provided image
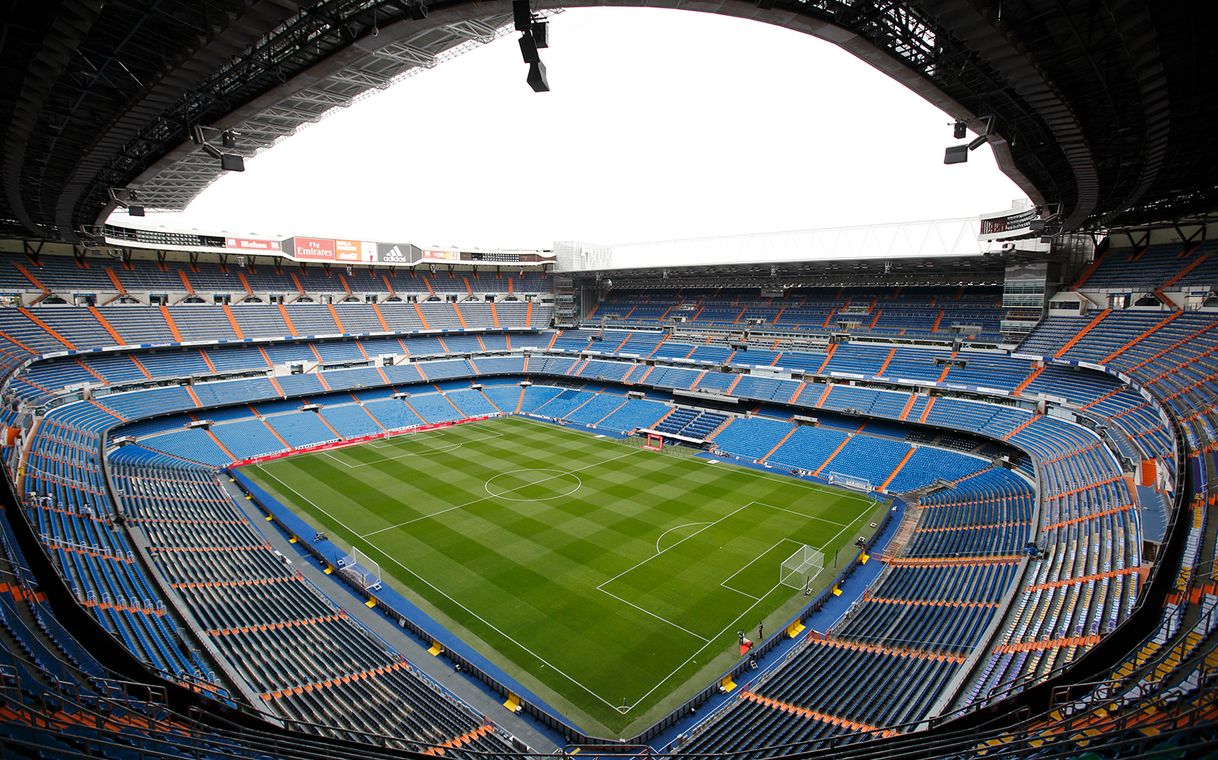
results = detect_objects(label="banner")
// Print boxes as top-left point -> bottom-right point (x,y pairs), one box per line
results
335,239 -> 366,262
375,242 -> 420,265
423,249 -> 460,262
291,237 -> 336,261
225,237 -> 279,252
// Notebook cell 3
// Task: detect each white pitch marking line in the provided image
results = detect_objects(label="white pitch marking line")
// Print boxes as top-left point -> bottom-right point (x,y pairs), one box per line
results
597,502 -> 757,590
323,430 -> 506,469
252,462 -> 626,710
484,469 -> 584,502
361,447 -> 644,538
654,521 -> 712,556
751,500 -> 852,529
719,538 -> 805,601
738,460 -> 876,507
601,498 -> 878,712
597,587 -> 711,642
369,545 -> 627,710
260,418 -> 883,715
596,502 -> 766,643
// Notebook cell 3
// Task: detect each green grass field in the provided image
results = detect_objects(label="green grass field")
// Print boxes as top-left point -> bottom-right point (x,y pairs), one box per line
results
242,416 -> 882,735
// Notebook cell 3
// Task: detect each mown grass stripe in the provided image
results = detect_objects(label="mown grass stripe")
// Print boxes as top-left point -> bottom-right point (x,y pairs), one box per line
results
243,415 -> 878,734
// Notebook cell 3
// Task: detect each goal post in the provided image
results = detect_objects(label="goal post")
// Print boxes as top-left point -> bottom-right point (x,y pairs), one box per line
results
337,547 -> 382,591
828,471 -> 874,493
643,432 -> 664,451
780,544 -> 825,591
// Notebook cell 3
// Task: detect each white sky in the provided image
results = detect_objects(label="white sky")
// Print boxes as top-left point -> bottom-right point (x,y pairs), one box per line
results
112,7 -> 1026,250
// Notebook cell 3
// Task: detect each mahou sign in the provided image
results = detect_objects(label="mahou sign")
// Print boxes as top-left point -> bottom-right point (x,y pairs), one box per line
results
225,237 -> 279,252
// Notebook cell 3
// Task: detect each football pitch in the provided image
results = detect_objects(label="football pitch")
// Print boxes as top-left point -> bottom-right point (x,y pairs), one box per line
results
242,415 -> 883,735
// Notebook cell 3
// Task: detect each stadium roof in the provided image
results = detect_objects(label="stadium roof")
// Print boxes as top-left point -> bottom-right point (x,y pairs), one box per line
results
3,1 -> 1215,241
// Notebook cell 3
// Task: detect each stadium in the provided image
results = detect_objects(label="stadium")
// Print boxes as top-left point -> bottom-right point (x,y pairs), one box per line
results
0,1 -> 1215,758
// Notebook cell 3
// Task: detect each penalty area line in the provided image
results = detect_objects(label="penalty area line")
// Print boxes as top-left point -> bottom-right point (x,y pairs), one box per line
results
252,462 -> 627,711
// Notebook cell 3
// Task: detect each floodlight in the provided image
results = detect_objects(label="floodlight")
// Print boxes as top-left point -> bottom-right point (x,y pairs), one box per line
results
108,187 -> 144,215
201,143 -> 245,172
518,33 -> 540,64
944,144 -> 970,164
945,115 -> 994,164
513,0 -> 532,31
527,60 -> 549,92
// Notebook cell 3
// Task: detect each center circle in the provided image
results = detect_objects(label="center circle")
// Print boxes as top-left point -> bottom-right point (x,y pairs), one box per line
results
484,468 -> 583,502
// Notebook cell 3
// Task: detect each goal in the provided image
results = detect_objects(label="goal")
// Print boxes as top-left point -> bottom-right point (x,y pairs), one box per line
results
828,471 -> 874,493
337,547 -> 382,591
642,432 -> 664,451
780,544 -> 825,591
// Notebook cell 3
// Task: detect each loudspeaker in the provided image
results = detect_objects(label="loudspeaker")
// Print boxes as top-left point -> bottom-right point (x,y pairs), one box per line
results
518,33 -> 540,63
953,121 -> 967,139
532,20 -> 548,48
513,0 -> 531,31
527,60 -> 549,92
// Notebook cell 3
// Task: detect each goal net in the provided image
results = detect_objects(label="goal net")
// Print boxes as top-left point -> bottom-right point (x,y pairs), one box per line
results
337,547 -> 382,591
780,544 -> 825,591
828,471 -> 874,493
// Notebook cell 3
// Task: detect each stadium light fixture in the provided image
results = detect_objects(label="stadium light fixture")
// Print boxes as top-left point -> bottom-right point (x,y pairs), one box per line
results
190,124 -> 245,171
943,115 -> 994,164
201,143 -> 245,172
512,0 -> 532,31
518,33 -> 541,64
943,144 -> 970,164
108,187 -> 144,216
513,0 -> 550,91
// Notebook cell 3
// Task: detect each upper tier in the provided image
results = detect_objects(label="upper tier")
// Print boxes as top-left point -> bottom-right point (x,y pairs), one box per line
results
0,252 -> 552,299
590,286 -> 1005,344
